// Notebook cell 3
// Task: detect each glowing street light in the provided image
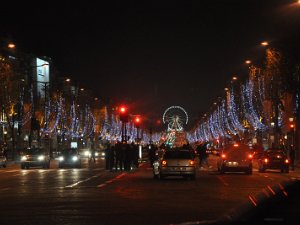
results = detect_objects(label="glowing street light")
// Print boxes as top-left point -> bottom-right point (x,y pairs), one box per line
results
7,43 -> 16,49
261,41 -> 269,46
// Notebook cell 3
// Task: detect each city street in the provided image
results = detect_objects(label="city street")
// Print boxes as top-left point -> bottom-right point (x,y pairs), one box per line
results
0,156 -> 299,225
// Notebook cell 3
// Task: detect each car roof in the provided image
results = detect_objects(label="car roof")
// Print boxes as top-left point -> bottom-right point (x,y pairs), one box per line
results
222,143 -> 251,150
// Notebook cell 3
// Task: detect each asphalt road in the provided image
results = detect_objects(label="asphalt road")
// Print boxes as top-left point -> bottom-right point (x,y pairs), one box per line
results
0,156 -> 299,225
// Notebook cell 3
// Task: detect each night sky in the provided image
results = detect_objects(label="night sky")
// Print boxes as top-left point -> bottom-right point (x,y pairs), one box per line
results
2,0 -> 300,130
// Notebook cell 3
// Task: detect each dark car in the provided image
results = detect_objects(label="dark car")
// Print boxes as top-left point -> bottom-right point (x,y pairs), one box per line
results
58,148 -> 81,168
153,149 -> 196,180
217,143 -> 253,174
20,147 -> 50,169
257,149 -> 289,173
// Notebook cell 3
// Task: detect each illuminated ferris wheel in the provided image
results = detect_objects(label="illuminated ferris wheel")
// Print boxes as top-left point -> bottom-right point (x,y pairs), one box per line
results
162,106 -> 188,131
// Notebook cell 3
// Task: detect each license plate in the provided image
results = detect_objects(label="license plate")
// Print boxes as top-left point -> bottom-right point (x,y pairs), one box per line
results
173,167 -> 186,171
227,162 -> 238,167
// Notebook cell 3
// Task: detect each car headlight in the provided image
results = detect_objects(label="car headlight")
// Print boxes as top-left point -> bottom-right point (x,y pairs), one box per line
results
84,151 -> 90,156
101,152 -> 105,157
95,152 -> 99,157
21,156 -> 28,161
72,156 -> 78,161
38,155 -> 45,161
58,156 -> 64,161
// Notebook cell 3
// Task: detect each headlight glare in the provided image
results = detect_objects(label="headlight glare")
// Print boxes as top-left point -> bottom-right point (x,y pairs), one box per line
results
38,155 -> 45,161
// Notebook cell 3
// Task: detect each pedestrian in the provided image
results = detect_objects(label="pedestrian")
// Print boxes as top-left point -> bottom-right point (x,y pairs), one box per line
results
289,145 -> 295,171
197,142 -> 211,169
90,148 -> 96,163
105,143 -> 111,170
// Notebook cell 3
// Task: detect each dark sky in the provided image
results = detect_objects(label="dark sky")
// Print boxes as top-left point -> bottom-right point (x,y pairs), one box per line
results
2,0 -> 300,130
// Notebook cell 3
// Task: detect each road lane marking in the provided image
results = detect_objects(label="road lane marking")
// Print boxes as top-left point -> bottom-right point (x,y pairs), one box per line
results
97,172 -> 126,188
65,174 -> 100,188
217,176 -> 229,186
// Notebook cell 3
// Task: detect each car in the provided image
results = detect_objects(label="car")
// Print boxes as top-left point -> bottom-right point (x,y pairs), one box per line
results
57,148 -> 81,168
95,149 -> 105,158
257,149 -> 289,173
0,152 -> 7,168
153,149 -> 196,180
217,143 -> 253,175
20,147 -> 51,169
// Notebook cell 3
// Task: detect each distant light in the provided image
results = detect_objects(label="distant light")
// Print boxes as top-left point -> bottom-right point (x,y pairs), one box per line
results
120,107 -> 126,113
80,88 -> 84,91
261,41 -> 269,46
232,76 -> 238,80
94,97 -> 98,101
65,78 -> 71,82
245,60 -> 251,64
224,87 -> 229,91
8,43 -> 15,49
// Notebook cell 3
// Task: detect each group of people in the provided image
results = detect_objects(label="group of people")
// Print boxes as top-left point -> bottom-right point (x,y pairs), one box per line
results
104,141 -> 139,171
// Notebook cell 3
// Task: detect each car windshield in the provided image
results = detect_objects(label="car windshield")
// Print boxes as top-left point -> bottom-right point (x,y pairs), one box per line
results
265,150 -> 286,156
163,151 -> 193,159
61,149 -> 78,155
223,144 -> 252,152
22,148 -> 45,155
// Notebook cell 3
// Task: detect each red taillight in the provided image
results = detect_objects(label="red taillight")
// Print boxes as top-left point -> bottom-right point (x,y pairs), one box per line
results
221,154 -> 226,159
162,160 -> 167,166
264,158 -> 268,163
285,159 -> 289,164
248,154 -> 253,159
189,160 -> 195,166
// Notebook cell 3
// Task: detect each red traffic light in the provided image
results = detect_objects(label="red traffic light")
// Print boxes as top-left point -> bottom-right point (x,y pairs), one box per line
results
134,116 -> 141,128
119,105 -> 129,122
119,106 -> 127,113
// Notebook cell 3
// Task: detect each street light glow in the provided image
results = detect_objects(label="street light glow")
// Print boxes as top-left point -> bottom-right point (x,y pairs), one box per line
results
261,41 -> 269,46
245,60 -> 251,64
8,43 -> 16,49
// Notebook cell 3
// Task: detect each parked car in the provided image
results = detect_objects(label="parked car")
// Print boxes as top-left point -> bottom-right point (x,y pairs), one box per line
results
0,152 -> 7,168
217,143 -> 253,174
20,147 -> 51,169
58,148 -> 81,168
153,149 -> 196,180
257,149 -> 289,173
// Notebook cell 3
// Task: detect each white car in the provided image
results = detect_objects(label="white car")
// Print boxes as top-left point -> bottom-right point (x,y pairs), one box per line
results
0,152 -> 7,168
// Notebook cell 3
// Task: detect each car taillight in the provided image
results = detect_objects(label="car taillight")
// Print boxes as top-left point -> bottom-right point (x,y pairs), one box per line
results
221,154 -> 226,159
189,160 -> 195,166
285,159 -> 289,164
264,158 -> 268,163
162,160 -> 167,166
